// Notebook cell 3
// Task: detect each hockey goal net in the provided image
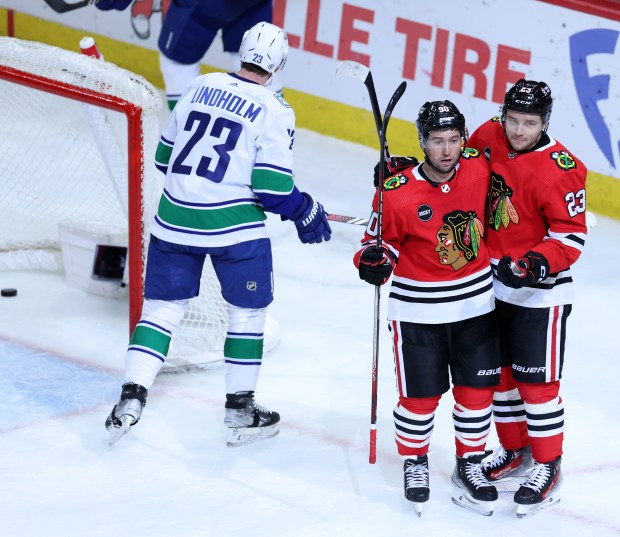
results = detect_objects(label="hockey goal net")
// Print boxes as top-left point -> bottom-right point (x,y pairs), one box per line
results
0,37 -> 278,370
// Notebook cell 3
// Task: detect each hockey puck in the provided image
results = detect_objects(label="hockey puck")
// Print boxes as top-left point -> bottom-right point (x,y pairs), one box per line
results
1,288 -> 17,297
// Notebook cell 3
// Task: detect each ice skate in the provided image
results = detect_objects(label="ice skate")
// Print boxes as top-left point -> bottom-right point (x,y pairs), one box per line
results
105,383 -> 148,446
482,445 -> 533,492
514,457 -> 562,518
451,453 -> 498,516
403,455 -> 429,516
224,391 -> 280,447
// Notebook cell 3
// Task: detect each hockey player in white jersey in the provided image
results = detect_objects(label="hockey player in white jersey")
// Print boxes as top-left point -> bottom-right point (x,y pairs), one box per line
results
105,21 -> 332,447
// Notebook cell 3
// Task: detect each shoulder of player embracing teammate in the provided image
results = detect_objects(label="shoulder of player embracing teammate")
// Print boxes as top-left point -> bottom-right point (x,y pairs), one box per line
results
547,138 -> 587,169
467,117 -> 501,147
536,139 -> 588,185
457,147 -> 491,185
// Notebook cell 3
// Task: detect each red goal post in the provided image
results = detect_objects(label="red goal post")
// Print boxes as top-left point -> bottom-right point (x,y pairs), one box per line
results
0,37 -> 153,331
0,38 -> 153,330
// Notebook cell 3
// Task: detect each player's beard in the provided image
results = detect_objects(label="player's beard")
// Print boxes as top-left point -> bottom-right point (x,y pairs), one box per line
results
426,153 -> 459,175
507,130 -> 542,152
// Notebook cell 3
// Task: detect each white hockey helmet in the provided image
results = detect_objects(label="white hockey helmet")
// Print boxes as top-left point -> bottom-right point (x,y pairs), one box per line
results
239,21 -> 288,74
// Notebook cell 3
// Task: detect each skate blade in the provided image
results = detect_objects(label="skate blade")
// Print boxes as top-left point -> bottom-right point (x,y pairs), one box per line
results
226,424 -> 279,447
451,489 -> 494,516
107,416 -> 132,446
516,496 -> 560,518
405,495 -> 428,516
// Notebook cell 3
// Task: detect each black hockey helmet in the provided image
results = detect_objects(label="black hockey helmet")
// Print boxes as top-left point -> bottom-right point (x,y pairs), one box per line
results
416,100 -> 467,148
502,79 -> 553,124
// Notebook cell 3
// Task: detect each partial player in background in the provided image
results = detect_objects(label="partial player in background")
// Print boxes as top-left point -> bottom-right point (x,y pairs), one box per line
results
105,22 -> 331,447
468,80 -> 588,517
354,101 -> 500,516
95,0 -> 277,109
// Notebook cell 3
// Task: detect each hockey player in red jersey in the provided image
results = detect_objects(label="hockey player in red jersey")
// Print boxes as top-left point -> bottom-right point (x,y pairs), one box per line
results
468,80 -> 588,517
354,101 -> 501,516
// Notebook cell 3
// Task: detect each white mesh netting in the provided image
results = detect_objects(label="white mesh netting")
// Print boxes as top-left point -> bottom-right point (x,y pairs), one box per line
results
0,37 -> 257,370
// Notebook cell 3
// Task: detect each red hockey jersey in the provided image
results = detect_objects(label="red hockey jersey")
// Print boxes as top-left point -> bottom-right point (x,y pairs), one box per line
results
468,118 -> 587,308
354,149 -> 494,324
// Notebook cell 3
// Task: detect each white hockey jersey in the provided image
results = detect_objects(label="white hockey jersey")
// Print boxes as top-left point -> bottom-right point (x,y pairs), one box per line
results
151,71 -> 299,247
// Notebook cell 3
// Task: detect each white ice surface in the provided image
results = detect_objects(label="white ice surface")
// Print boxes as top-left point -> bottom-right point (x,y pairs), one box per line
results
1,127 -> 619,537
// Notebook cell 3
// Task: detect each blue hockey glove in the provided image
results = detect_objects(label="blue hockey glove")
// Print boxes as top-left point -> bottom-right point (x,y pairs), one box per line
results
359,246 -> 396,285
293,193 -> 332,244
373,156 -> 418,187
496,251 -> 549,288
95,0 -> 132,11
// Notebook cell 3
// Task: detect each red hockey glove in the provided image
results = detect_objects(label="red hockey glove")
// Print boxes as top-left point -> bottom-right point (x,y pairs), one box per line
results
373,156 -> 418,187
496,251 -> 550,288
359,246 -> 396,286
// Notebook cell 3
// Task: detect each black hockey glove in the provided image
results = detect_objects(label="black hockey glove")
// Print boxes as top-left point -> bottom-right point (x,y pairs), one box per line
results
359,246 -> 396,286
496,251 -> 550,288
292,192 -> 332,244
373,156 -> 419,187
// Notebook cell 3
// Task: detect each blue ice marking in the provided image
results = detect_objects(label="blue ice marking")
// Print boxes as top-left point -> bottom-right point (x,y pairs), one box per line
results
0,338 -> 121,430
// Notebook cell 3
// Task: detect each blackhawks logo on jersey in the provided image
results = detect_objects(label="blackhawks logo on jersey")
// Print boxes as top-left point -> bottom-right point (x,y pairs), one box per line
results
435,209 -> 484,271
461,147 -> 480,159
383,174 -> 408,190
550,150 -> 576,171
488,172 -> 520,231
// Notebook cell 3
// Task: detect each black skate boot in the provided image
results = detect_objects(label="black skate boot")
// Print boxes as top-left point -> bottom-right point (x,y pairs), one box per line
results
403,455 -> 429,516
482,445 -> 533,486
224,391 -> 280,447
514,457 -> 562,518
105,383 -> 148,445
451,453 -> 498,516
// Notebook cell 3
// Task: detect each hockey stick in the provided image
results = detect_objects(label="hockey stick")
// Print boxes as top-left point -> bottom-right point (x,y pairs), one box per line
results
335,61 -> 407,462
336,60 -> 390,160
369,80 -> 407,464
44,0 -> 95,13
326,213 -> 368,226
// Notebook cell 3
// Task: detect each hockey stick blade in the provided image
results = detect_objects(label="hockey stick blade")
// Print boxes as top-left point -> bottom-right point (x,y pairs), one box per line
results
335,60 -> 370,83
336,60 -> 383,137
44,0 -> 94,13
327,213 -> 368,226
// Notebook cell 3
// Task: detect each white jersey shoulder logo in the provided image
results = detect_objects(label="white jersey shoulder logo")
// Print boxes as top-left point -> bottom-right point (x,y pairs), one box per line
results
274,93 -> 291,108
